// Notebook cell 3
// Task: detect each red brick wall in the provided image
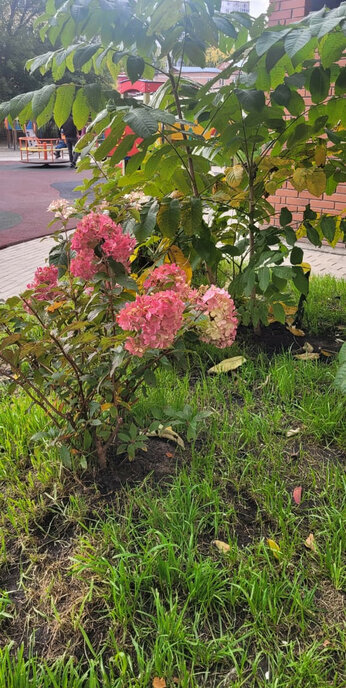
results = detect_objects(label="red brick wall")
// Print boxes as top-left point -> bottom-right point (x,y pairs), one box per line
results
268,0 -> 346,228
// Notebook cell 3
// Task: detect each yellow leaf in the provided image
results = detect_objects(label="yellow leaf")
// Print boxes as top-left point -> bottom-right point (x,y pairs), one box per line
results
292,168 -> 307,192
267,538 -> 281,559
208,356 -> 246,374
306,168 -> 326,197
225,164 -> 243,188
264,180 -> 277,195
303,341 -> 314,353
287,326 -> 305,337
320,349 -> 334,357
286,427 -> 301,437
296,223 -> 307,239
294,352 -> 320,360
137,266 -> 154,290
164,245 -> 192,283
212,539 -> 230,553
101,403 -> 113,411
300,262 -> 311,274
329,215 -> 345,248
152,679 -> 166,688
46,301 -> 65,313
304,533 -> 317,553
314,143 -> 326,167
147,425 -> 185,449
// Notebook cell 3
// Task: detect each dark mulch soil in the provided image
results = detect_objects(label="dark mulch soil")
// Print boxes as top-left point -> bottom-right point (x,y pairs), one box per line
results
238,322 -> 342,356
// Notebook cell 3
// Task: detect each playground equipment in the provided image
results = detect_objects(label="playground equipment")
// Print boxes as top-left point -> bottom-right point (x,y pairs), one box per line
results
19,127 -> 69,165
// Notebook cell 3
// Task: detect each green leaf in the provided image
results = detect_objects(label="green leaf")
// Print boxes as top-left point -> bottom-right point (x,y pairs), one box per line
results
93,116 -> 125,161
265,43 -> 285,71
8,92 -> 34,120
320,32 -> 345,69
72,88 -> 90,129
280,207 -> 292,226
53,84 -> 75,128
306,224 -> 321,247
181,197 -> 203,236
287,123 -> 311,148
290,246 -> 303,265
234,89 -> 265,112
320,215 -> 336,243
309,66 -> 330,104
32,84 -> 56,121
184,38 -> 206,68
292,267 -> 309,295
258,266 -> 270,293
335,67 -> 346,95
157,199 -> 181,239
256,29 -> 290,57
124,109 -> 158,138
272,302 -> 286,324
126,55 -> 145,83
287,91 -> 305,116
271,84 -> 291,107
213,15 -> 237,38
135,202 -> 159,242
73,44 -> 100,70
284,28 -> 312,58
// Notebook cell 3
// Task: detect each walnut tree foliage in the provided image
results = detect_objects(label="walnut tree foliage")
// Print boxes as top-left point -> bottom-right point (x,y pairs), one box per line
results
1,0 -> 346,327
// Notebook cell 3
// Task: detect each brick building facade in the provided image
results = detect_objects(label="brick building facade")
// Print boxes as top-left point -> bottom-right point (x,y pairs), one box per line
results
267,0 -> 345,227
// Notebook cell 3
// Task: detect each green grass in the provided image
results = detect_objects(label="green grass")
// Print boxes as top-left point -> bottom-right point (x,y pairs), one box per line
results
0,279 -> 345,687
302,275 -> 346,335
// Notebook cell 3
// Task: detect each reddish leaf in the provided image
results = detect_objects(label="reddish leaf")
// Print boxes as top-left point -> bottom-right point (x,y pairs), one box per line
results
293,486 -> 302,504
152,679 -> 166,688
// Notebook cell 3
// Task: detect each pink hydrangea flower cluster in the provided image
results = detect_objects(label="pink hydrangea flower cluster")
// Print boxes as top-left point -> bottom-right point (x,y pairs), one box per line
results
117,290 -> 185,357
70,212 -> 136,280
47,198 -> 75,220
195,285 -> 238,348
144,264 -> 190,297
27,265 -> 59,301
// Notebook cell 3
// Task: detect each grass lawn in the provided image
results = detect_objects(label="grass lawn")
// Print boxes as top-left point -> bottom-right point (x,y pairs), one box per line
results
0,276 -> 345,687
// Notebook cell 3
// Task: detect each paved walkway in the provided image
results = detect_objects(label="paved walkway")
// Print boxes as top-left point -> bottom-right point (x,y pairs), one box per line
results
0,235 -> 344,302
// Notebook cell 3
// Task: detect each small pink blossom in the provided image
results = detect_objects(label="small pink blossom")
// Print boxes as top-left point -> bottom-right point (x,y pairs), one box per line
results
70,213 -> 136,280
193,285 -> 238,348
117,290 -> 185,357
27,265 -> 59,301
144,263 -> 191,297
47,198 -> 75,220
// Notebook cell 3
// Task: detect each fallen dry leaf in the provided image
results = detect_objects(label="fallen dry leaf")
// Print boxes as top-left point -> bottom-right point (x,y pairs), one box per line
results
147,425 -> 185,449
303,341 -> 314,353
287,326 -> 305,337
152,679 -> 166,688
212,539 -> 230,553
292,486 -> 302,505
166,451 -> 174,458
294,352 -> 320,361
208,356 -> 246,374
267,538 -> 281,559
320,349 -> 334,357
322,639 -> 331,647
286,427 -> 301,438
304,533 -> 317,553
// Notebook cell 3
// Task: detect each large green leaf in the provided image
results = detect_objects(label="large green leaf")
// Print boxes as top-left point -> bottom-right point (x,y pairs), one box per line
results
320,215 -> 336,243
309,66 -> 330,104
184,38 -> 206,68
73,44 -> 101,70
54,84 -> 75,128
213,15 -> 237,38
8,92 -> 34,120
157,198 -> 181,238
135,202 -> 159,242
256,29 -> 290,57
126,56 -> 145,83
335,67 -> 346,95
32,84 -> 56,121
284,29 -> 311,58
93,117 -> 125,161
181,197 -> 203,236
72,88 -> 90,129
320,32 -> 346,68
124,109 -> 159,138
234,89 -> 265,112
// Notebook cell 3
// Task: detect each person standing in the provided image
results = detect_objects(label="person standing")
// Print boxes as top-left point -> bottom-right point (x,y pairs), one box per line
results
59,115 -> 78,167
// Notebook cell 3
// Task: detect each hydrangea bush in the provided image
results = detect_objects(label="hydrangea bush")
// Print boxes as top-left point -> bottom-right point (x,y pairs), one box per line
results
0,203 -> 237,469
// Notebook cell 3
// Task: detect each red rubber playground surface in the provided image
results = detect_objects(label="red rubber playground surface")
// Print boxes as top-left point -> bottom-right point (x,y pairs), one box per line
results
0,161 -> 91,249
